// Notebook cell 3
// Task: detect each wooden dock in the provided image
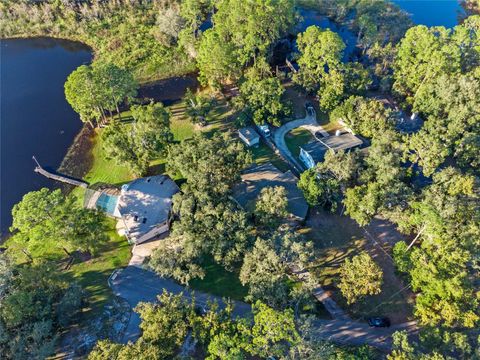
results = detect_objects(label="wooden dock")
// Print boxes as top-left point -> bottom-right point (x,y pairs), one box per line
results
33,156 -> 88,188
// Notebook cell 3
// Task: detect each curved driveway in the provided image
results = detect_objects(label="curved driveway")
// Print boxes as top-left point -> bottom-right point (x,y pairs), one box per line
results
272,112 -> 328,173
110,266 -> 251,343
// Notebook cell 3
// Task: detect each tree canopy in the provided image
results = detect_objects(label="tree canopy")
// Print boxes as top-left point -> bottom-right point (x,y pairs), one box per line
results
89,293 -> 303,359
338,251 -> 383,305
9,188 -> 108,257
393,168 -> 479,328
254,186 -> 288,227
294,26 -> 371,111
0,256 -> 84,360
65,63 -> 137,126
102,102 -> 173,176
167,132 -> 251,196
330,96 -> 395,138
196,0 -> 295,87
238,63 -> 291,126
393,19 -> 480,175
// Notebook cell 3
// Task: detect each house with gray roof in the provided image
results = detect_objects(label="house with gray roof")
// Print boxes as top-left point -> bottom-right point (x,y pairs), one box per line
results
86,175 -> 179,244
238,126 -> 260,147
300,132 -> 363,169
232,162 -> 309,222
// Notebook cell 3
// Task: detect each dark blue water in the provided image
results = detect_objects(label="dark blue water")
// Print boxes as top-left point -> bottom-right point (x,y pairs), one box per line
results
296,1 -> 463,61
393,0 -> 464,28
1,38 -> 91,236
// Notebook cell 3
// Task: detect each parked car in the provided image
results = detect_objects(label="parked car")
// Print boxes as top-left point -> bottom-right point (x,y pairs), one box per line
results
313,131 -> 326,141
257,124 -> 271,137
367,317 -> 391,327
305,101 -> 315,117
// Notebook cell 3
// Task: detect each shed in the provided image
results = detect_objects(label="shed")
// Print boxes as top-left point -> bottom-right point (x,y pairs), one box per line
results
238,126 -> 260,147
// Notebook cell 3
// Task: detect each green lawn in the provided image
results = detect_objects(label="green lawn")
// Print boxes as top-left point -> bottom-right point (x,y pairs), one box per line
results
85,128 -> 134,186
250,143 -> 290,173
6,218 -> 131,319
66,219 -> 131,318
168,102 -> 197,141
190,256 -> 248,301
285,127 -> 314,158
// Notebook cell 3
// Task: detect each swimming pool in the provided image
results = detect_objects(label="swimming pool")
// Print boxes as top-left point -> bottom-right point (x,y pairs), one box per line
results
96,193 -> 119,216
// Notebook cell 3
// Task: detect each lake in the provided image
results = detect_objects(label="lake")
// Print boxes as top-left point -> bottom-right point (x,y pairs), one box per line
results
0,38 -> 91,236
394,0 -> 465,28
0,2 -> 465,236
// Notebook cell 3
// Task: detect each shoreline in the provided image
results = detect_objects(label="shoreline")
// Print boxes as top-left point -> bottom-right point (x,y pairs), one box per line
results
57,124 -> 95,195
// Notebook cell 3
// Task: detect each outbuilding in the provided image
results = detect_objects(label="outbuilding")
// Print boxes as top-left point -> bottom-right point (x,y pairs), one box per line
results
238,126 -> 260,147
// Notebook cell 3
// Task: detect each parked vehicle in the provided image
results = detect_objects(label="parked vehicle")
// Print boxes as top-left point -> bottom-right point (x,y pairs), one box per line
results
367,317 -> 391,327
257,123 -> 271,137
313,131 -> 326,141
305,101 -> 315,117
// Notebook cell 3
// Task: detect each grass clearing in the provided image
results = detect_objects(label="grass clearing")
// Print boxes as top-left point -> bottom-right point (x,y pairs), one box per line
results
168,102 -> 196,141
66,219 -> 131,319
6,218 -> 131,319
84,128 -> 134,186
190,256 -> 248,301
285,127 -> 314,158
250,143 -> 291,173
302,208 -> 414,323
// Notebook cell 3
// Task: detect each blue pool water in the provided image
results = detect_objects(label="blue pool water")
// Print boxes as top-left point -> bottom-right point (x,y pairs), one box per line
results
96,193 -> 119,216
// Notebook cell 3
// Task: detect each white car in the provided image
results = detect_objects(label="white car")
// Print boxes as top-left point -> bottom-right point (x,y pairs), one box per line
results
257,124 -> 271,137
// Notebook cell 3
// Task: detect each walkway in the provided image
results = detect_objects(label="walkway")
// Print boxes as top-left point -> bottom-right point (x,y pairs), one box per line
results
272,110 -> 328,173
33,156 -> 88,188
291,265 -> 349,320
128,235 -> 169,267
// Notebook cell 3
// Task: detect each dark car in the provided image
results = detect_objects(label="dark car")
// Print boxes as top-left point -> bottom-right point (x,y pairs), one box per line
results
313,131 -> 326,141
305,102 -> 315,117
367,317 -> 391,327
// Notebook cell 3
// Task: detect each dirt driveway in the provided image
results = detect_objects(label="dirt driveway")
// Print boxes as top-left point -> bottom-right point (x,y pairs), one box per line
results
303,209 -> 415,324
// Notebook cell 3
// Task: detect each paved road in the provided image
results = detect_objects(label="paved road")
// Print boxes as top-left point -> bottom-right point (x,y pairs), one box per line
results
110,266 -> 251,343
312,319 -> 418,351
110,266 -> 418,351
